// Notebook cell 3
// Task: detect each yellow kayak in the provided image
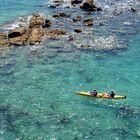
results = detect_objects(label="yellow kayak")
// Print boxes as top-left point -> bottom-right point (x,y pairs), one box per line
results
76,92 -> 126,99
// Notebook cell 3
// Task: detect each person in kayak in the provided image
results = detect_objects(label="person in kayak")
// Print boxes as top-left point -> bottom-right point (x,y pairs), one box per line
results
90,90 -> 98,96
103,91 -> 115,98
110,91 -> 115,98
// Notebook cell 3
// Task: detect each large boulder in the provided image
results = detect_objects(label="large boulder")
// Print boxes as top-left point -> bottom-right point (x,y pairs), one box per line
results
80,0 -> 94,9
29,14 -> 45,28
80,0 -> 102,11
9,37 -> 24,46
8,28 -> 26,38
29,28 -> 44,45
8,28 -> 30,45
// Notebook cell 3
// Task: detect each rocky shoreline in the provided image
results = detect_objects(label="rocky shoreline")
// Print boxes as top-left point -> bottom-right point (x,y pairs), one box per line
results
0,0 -> 137,51
0,13 -> 67,46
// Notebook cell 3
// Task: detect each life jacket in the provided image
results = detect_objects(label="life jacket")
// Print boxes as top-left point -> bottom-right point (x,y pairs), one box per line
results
91,91 -> 97,96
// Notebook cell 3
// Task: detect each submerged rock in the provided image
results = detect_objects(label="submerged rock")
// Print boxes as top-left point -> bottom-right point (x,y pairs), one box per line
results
59,117 -> 70,124
99,22 -> 104,26
129,7 -> 136,12
42,19 -> 52,28
117,106 -> 139,119
73,16 -> 81,22
53,12 -> 70,18
49,0 -> 64,7
111,128 -> 130,138
67,35 -> 74,41
112,9 -> 123,16
53,0 -> 64,3
93,36 -> 125,51
83,19 -> 93,26
45,29 -> 66,38
74,29 -> 82,33
71,0 -> 83,5
135,130 -> 140,138
80,44 -> 91,48
0,105 -> 9,112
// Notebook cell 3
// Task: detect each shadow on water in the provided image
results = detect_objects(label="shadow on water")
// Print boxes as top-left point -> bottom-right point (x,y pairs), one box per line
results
0,63 -> 15,76
75,97 -> 140,138
0,91 -> 139,139
0,104 -> 51,139
0,62 -> 16,85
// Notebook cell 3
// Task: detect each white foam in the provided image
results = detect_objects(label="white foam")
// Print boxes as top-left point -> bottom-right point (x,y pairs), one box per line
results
93,36 -> 126,50
4,17 -> 28,30
123,21 -> 132,26
5,21 -> 20,30
28,45 -> 41,52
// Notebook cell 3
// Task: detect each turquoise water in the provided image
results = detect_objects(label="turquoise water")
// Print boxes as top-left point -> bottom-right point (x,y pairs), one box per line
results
0,0 -> 50,25
0,0 -> 140,140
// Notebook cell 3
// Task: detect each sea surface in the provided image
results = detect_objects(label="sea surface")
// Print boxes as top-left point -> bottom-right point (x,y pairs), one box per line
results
0,0 -> 140,140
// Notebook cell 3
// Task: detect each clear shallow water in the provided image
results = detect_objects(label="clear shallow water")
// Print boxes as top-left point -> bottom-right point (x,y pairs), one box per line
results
0,0 -> 51,25
0,0 -> 140,140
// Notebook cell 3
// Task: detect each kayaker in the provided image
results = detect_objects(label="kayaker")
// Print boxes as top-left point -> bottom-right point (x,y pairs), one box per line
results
110,91 -> 115,98
90,90 -> 98,96
103,91 -> 115,98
